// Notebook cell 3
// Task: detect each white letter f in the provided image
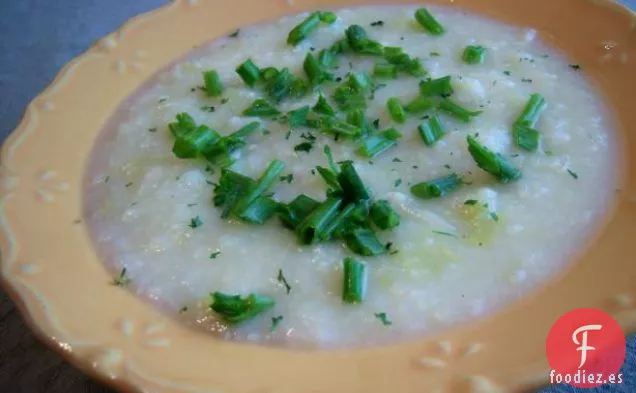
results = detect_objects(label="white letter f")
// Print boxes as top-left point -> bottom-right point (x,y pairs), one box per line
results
572,324 -> 602,369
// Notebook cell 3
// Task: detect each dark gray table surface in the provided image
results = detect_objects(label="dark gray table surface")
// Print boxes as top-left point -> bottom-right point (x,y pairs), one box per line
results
0,1 -> 634,392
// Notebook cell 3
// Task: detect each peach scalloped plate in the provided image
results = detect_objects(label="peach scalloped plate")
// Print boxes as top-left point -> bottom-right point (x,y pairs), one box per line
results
1,0 -> 636,392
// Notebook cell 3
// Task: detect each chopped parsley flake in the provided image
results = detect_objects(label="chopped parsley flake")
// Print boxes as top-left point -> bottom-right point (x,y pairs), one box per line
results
229,29 -> 240,38
432,230 -> 458,238
125,182 -> 133,187
374,312 -> 392,326
394,178 -> 402,187
270,315 -> 284,332
294,141 -> 314,153
370,20 -> 384,27
429,51 -> 440,57
148,127 -> 157,132
179,306 -> 188,313
489,212 -> 499,222
220,97 -> 229,104
188,216 -> 203,229
503,71 -> 511,76
200,105 -> 216,112
262,129 -> 271,135
464,199 -> 478,205
521,78 -> 533,83
567,169 -> 579,179
112,268 -> 131,287
277,269 -> 292,294
210,249 -> 221,259
158,98 -> 168,103
280,174 -> 294,183
569,64 -> 581,70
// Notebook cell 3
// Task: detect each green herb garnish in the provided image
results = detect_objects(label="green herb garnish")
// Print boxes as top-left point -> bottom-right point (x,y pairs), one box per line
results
374,312 -> 392,326
287,11 -> 333,46
410,173 -> 462,199
373,63 -> 397,79
229,29 -> 240,38
345,227 -> 386,256
414,8 -> 445,36
312,94 -> 336,116
243,99 -> 280,117
209,292 -> 275,324
405,96 -> 434,114
270,315 -> 284,332
466,135 -> 522,183
462,45 -> 486,65
567,169 -> 579,179
419,76 -> 453,97
345,25 -> 384,55
210,250 -> 222,259
387,97 -> 407,123
236,59 -> 261,86
277,269 -> 292,294
342,257 -> 367,303
439,100 -> 482,122
357,128 -> 402,158
112,267 -> 131,287
188,216 -> 203,229
418,115 -> 445,146
370,199 -> 400,230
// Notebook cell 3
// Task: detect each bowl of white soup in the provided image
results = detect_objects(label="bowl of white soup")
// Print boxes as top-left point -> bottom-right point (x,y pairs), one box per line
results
2,0 -> 635,392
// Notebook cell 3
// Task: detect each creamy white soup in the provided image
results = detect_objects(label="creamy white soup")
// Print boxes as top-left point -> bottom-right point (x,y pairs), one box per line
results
85,5 -> 617,348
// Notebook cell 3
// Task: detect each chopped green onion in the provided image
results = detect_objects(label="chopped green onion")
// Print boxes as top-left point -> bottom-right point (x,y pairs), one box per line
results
279,194 -> 320,229
370,199 -> 400,230
383,47 -> 425,76
290,77 -> 309,98
342,257 -> 367,303
213,169 -> 255,218
345,25 -> 384,55
320,116 -> 362,137
337,161 -> 371,203
357,128 -> 402,158
324,145 -> 339,174
169,112 -> 197,137
316,166 -> 342,191
515,94 -> 547,127
303,52 -> 332,86
318,39 -> 349,69
419,76 -> 453,97
410,173 -> 462,199
233,160 -> 285,218
296,197 -> 343,244
235,59 -> 261,86
466,135 -> 522,183
418,115 -> 445,146
346,109 -> 372,136
414,8 -> 445,36
173,125 -> 221,159
203,70 -> 223,97
260,66 -> 279,82
209,292 -> 275,324
387,97 -> 407,123
239,196 -> 279,224
189,216 -> 203,229
332,81 -> 367,111
266,68 -> 293,103
438,100 -> 482,122
462,45 -> 486,65
511,95 -> 546,151
287,12 -> 322,46
349,71 -> 374,92
373,63 -> 397,79
243,99 -> 280,117
319,11 -> 337,24
288,106 -> 310,128
230,121 -> 260,139
320,203 -> 358,240
313,95 -> 336,116
513,123 -> 540,151
405,96 -> 434,114
344,227 -> 386,256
